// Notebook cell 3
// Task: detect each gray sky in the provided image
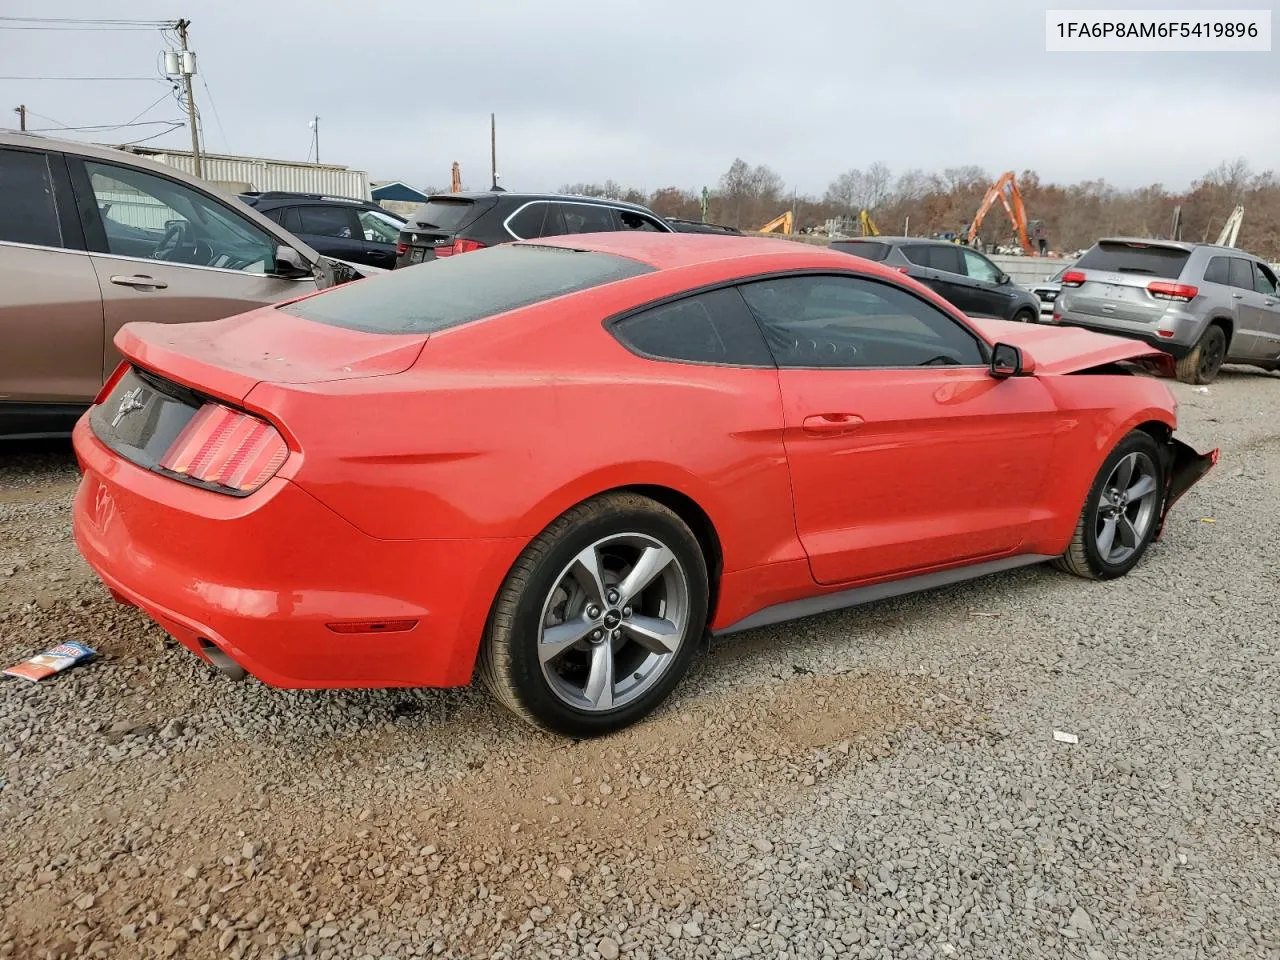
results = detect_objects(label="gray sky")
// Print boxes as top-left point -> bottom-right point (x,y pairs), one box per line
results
2,0 -> 1277,196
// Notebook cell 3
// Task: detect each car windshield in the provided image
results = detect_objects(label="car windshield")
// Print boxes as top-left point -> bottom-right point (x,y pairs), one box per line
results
280,244 -> 655,334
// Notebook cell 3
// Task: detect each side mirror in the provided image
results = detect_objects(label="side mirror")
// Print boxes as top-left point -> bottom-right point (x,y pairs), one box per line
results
273,244 -> 312,279
996,271 -> 1010,285
990,342 -> 1035,379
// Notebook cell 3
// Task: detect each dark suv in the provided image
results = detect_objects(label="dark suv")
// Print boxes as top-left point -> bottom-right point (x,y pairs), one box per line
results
240,192 -> 406,271
832,237 -> 1041,323
394,192 -> 673,266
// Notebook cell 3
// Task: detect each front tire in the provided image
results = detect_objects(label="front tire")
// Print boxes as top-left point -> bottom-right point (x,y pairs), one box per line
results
478,493 -> 709,738
1013,308 -> 1037,324
1176,324 -> 1226,384
1053,431 -> 1165,581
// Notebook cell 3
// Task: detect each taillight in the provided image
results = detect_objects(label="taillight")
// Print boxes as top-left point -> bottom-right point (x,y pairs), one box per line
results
395,242 -> 408,255
1061,270 -> 1086,286
95,361 -> 131,405
434,238 -> 486,258
158,403 -> 288,494
1147,281 -> 1198,302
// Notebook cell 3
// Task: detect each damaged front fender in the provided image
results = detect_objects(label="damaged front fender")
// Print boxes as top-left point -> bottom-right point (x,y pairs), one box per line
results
1155,438 -> 1219,540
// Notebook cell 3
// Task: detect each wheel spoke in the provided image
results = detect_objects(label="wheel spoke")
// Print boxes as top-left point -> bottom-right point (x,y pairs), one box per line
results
568,546 -> 608,607
622,615 -> 681,656
1112,453 -> 1136,493
1116,514 -> 1139,549
616,545 -> 674,608
583,641 -> 614,710
1097,516 -> 1118,558
539,617 -> 594,665
1126,474 -> 1156,501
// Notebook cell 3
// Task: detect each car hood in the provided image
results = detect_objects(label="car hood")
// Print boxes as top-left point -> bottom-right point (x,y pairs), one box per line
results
114,307 -> 428,404
965,316 -> 1175,376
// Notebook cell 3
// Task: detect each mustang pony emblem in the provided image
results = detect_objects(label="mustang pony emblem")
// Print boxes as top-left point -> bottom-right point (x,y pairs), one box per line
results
110,387 -> 145,428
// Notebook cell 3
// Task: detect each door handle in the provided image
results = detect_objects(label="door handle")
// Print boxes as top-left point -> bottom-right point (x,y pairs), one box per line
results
1231,292 -> 1244,299
802,413 -> 865,436
110,274 -> 168,290
1266,299 -> 1277,306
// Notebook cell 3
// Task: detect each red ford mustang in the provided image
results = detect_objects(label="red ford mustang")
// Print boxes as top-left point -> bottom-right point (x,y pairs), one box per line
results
72,233 -> 1216,737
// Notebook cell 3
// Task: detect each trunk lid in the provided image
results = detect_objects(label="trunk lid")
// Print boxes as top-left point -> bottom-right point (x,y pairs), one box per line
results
114,305 -> 429,404
1065,241 -> 1193,324
966,316 -> 1175,376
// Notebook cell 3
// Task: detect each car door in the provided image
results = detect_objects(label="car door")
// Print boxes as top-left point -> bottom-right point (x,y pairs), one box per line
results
738,273 -> 1058,585
0,146 -> 105,412
910,243 -> 974,312
1226,256 -> 1266,358
67,156 -> 319,380
356,207 -> 405,269
1249,260 -> 1280,361
291,205 -> 367,265
959,248 -> 1018,319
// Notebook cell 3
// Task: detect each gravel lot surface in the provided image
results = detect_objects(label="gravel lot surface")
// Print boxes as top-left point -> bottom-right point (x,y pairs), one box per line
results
1,368 -> 1277,960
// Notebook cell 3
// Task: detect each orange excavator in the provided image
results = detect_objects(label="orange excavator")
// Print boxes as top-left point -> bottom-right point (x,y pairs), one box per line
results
967,171 -> 1038,256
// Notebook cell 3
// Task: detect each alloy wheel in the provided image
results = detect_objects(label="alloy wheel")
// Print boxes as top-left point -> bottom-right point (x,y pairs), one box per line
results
537,533 -> 690,712
1094,451 -> 1160,565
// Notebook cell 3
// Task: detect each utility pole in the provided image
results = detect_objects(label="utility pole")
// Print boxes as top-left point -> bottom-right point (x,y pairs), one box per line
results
174,19 -> 202,177
490,113 -> 498,190
14,105 -> 26,132
310,116 -> 320,164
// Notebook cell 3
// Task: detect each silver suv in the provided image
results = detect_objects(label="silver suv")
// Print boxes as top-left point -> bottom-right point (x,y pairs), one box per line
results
1053,238 -> 1280,384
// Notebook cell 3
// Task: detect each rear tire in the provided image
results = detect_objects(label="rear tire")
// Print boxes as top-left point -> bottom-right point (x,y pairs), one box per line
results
1053,430 -> 1165,581
1176,324 -> 1227,384
1013,308 -> 1037,324
478,493 -> 708,738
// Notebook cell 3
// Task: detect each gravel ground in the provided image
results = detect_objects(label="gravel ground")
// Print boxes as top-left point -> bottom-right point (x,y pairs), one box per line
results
1,368 -> 1278,960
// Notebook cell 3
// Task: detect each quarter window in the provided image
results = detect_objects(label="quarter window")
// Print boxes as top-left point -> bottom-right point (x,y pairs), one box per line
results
738,274 -> 985,369
84,160 -> 276,273
0,148 -> 63,248
610,287 -> 773,366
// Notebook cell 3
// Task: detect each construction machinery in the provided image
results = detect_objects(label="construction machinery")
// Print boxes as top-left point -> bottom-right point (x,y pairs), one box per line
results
1170,204 -> 1183,241
968,171 -> 1038,256
858,209 -> 880,237
1215,205 -> 1244,247
758,211 -> 794,235
450,162 -> 462,193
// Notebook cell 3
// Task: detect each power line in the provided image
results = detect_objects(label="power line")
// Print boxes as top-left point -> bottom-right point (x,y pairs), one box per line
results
0,16 -> 171,23
199,75 -> 230,153
28,119 -> 185,133
118,124 -> 185,147
0,76 -> 165,82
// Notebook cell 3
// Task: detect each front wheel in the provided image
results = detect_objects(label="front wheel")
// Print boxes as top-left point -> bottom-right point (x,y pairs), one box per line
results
1013,308 -> 1037,324
478,493 -> 708,737
1053,431 -> 1165,580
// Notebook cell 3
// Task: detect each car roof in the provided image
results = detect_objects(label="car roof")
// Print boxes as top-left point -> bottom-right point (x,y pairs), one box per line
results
242,192 -> 379,208
831,236 -> 935,246
520,232 -> 859,272
429,190 -> 661,215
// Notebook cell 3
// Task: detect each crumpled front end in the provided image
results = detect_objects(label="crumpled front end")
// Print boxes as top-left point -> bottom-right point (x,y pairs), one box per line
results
1155,438 -> 1219,539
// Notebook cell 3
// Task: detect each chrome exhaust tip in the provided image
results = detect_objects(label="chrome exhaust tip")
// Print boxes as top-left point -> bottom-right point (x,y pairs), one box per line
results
199,639 -> 247,681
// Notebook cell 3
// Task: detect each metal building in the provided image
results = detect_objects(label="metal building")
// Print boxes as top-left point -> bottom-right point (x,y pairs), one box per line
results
119,146 -> 371,200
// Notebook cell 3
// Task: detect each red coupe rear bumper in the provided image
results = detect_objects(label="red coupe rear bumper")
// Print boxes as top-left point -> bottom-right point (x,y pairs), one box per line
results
71,418 -> 524,688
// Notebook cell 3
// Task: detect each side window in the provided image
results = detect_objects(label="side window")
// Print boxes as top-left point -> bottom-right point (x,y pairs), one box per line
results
1228,257 -> 1255,290
610,287 -> 773,366
901,246 -> 931,268
561,203 -> 617,234
928,244 -> 965,276
83,160 -> 275,273
507,201 -> 565,239
258,207 -> 286,226
1255,262 -> 1278,296
738,274 -> 985,369
0,148 -> 63,248
281,207 -> 302,234
297,205 -> 359,239
1203,256 -> 1230,285
616,210 -> 663,232
357,208 -> 403,243
961,249 -> 1001,283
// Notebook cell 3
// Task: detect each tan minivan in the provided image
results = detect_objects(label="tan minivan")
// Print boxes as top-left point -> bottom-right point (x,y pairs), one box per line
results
0,132 -> 362,439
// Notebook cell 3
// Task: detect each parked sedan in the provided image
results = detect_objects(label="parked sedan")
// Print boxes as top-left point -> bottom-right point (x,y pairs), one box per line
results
73,234 -> 1215,738
832,237 -> 1042,323
0,132 -> 364,440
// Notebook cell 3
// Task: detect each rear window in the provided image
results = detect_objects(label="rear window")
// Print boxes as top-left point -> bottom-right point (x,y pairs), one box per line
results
407,198 -> 485,233
280,244 -> 655,334
832,240 -> 889,262
1076,242 -> 1190,279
